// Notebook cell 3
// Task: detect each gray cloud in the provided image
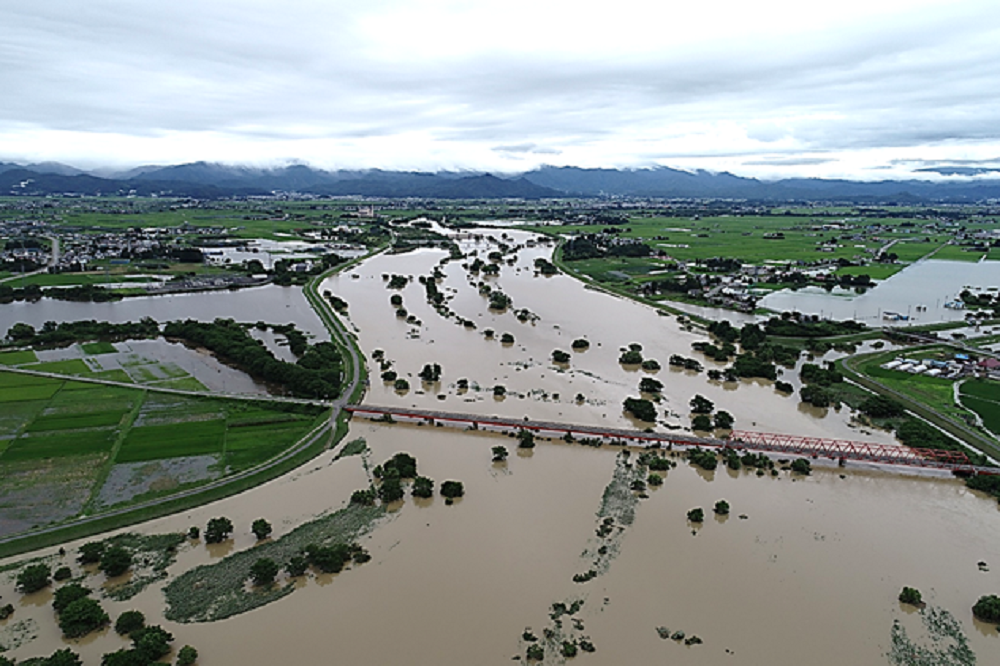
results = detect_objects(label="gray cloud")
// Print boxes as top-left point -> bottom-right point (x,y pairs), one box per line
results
2,1 -> 1000,177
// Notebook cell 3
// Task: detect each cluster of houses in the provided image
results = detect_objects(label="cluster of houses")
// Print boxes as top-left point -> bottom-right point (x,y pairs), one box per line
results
881,354 -> 1000,380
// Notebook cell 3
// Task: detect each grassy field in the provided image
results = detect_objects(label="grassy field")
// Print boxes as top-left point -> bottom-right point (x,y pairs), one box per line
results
0,371 -> 328,536
856,350 -> 978,425
833,264 -> 904,280
0,350 -> 38,365
81,341 -> 117,354
959,380 -> 1000,436
932,245 -> 990,262
890,240 -> 948,262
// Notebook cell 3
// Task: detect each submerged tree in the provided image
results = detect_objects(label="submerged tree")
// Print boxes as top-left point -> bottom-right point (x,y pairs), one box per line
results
204,517 -> 234,544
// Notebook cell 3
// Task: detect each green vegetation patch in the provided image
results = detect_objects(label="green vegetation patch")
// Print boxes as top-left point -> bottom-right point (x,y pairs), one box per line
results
98,532 -> 188,601
81,341 -> 117,355
24,409 -> 128,432
887,605 -> 975,666
933,245 -> 988,262
2,430 -> 116,461
164,503 -> 385,623
890,241 -> 946,263
29,359 -> 93,376
0,383 -> 62,402
834,264 -> 903,280
0,350 -> 38,365
222,421 -> 314,471
958,381 -> 1000,437
118,420 -> 227,462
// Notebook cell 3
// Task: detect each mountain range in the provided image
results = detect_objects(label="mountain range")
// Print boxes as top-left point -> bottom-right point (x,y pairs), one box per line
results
3,161 -> 1000,202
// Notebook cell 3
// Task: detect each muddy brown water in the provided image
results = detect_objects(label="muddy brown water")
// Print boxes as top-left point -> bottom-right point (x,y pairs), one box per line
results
324,230 -> 896,443
2,230 -> 998,664
2,422 -> 998,665
0,284 -> 329,340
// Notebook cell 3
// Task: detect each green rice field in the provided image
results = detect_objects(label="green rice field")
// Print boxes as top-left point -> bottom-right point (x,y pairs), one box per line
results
959,380 -> 1000,436
81,340 -> 117,354
0,370 -> 328,530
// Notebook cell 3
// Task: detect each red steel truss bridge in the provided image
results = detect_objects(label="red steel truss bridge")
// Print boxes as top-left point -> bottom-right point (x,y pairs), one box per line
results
347,405 -> 999,476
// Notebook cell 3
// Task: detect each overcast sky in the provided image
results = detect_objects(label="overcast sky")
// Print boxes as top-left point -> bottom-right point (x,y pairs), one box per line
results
2,0 -> 1000,180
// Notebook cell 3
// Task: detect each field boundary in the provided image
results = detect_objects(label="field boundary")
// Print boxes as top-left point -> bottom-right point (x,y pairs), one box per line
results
0,250 -> 374,560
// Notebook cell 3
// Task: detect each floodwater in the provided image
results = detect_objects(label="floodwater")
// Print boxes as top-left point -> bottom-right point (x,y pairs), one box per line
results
323,229 -> 895,444
2,423 -> 998,666
0,284 -> 329,340
760,259 -> 1000,326
31,339 -> 271,395
2,229 -> 998,665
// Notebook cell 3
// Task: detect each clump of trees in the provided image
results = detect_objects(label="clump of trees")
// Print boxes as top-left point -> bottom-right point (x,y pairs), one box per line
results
899,587 -> 923,606
691,414 -> 712,431
418,363 -> 442,382
619,350 -> 643,365
571,338 -> 590,350
412,476 -> 434,498
205,517 -> 234,544
639,377 -> 663,394
859,395 -> 905,419
252,518 -> 273,541
714,500 -> 730,515
687,508 -> 704,523
99,545 -> 133,578
973,595 -> 1000,623
16,563 -> 51,593
115,610 -> 146,636
59,596 -> 109,638
500,332 -> 515,344
623,397 -> 657,422
492,445 -> 509,462
552,349 -> 571,363
374,452 -> 418,479
689,394 -> 714,414
162,319 -> 343,399
350,488 -> 376,506
440,480 -> 465,499
516,429 -> 536,449
687,448 -> 718,471
250,558 -> 280,586
714,411 -> 734,430
790,458 -> 812,475
394,378 -> 410,391
641,358 -> 661,371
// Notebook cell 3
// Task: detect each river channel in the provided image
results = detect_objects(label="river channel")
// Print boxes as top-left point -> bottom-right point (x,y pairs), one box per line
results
1,230 -> 998,665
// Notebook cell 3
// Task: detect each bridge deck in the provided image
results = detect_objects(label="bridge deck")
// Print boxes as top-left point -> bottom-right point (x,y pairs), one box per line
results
347,405 -> 999,476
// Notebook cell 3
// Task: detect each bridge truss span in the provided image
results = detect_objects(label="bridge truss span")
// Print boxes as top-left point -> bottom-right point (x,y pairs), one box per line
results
347,405 -> 999,476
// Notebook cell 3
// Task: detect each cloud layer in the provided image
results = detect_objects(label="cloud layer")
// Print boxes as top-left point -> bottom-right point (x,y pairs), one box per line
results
3,0 -> 1000,179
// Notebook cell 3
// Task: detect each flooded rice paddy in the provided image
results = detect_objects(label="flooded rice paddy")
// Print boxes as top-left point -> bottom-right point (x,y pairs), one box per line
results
1,228 -> 998,665
760,259 -> 1000,326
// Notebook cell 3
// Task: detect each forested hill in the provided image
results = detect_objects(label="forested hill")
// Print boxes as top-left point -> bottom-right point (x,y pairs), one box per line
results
4,160 -> 1000,201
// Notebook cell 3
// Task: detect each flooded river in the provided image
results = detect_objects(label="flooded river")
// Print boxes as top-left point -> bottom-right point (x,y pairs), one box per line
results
324,229 -> 894,443
2,423 -> 998,665
1,229 -> 998,665
0,284 -> 329,341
